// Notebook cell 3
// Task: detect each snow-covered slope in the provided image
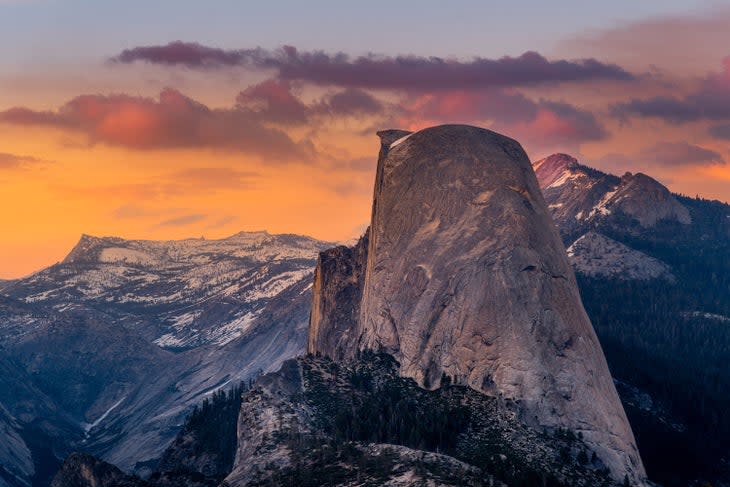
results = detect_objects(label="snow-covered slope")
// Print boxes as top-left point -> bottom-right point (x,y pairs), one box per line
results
567,232 -> 674,281
0,231 -> 333,483
5,231 -> 332,349
534,154 -> 691,236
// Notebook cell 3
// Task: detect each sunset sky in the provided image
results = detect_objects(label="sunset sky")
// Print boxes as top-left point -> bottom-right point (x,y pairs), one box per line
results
1,0 -> 730,278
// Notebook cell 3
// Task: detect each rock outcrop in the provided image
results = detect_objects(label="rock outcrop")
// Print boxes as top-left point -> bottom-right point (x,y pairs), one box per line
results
51,452 -> 146,487
611,172 -> 691,227
226,354 -> 612,487
309,125 -> 646,484
567,231 -> 674,281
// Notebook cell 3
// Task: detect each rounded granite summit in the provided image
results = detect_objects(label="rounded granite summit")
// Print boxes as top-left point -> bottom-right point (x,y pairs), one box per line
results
311,124 -> 648,485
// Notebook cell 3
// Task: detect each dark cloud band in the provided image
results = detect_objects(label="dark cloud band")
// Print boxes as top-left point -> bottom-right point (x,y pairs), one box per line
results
111,42 -> 635,90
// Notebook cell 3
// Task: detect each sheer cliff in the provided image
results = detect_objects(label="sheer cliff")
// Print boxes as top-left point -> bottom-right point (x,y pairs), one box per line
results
308,125 -> 646,485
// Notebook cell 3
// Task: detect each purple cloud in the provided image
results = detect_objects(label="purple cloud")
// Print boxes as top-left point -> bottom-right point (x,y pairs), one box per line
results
236,79 -> 308,125
640,141 -> 725,167
612,57 -> 730,124
394,89 -> 607,149
111,42 -> 635,90
112,41 -> 256,67
316,88 -> 383,116
709,123 -> 730,139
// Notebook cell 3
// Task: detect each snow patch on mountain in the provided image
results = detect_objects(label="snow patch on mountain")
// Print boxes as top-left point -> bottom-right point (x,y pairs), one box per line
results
681,311 -> 730,323
390,133 -> 414,148
99,247 -> 157,266
547,170 -> 582,189
242,269 -> 312,301
82,396 -> 127,434
588,189 -> 618,218
5,231 -> 332,350
533,154 -> 691,230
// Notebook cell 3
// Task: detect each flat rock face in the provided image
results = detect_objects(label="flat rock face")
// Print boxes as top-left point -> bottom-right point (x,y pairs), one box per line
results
567,232 -> 674,281
310,125 -> 646,484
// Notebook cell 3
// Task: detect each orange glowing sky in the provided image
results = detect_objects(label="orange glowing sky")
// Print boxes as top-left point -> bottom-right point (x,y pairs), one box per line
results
1,2 -> 729,278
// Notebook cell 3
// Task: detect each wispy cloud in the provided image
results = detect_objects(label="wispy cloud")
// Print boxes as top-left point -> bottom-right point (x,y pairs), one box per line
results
0,152 -> 47,169
156,213 -> 206,227
206,215 -> 237,229
640,141 -> 725,167
61,167 -> 258,203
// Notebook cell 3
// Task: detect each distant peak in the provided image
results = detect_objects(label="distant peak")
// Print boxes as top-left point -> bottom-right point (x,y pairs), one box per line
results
549,153 -> 578,163
63,234 -> 117,264
532,153 -> 585,189
533,153 -> 579,172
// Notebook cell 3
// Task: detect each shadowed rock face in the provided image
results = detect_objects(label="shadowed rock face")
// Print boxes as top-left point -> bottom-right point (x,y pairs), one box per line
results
50,452 -> 146,487
308,230 -> 369,360
0,231 -> 329,482
309,124 -> 646,485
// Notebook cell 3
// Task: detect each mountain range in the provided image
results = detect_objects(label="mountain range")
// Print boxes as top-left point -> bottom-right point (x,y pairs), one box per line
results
1,127 -> 729,486
0,232 -> 332,487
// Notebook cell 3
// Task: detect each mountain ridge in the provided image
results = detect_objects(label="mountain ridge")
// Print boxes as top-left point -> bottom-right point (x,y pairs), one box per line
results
533,153 -> 692,237
0,230 -> 334,485
5,230 -> 333,349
